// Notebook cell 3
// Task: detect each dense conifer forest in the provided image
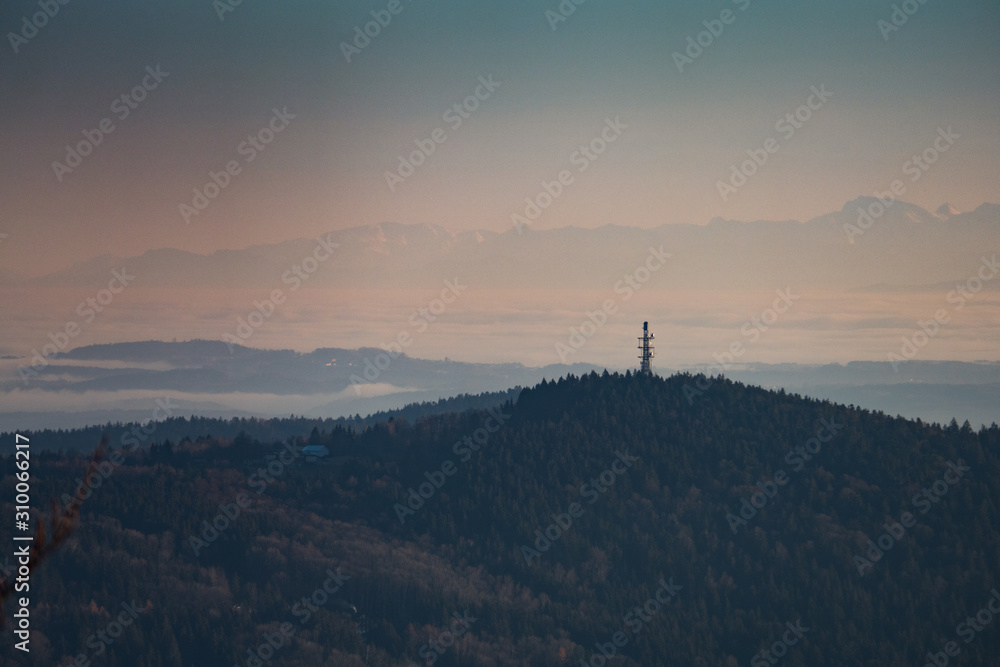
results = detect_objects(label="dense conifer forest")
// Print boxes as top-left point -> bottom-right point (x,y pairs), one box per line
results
1,372 -> 998,665
0,388 -> 521,455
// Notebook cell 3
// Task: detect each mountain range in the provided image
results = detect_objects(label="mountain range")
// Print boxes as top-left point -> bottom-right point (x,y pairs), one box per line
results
11,199 -> 998,291
2,341 -> 996,432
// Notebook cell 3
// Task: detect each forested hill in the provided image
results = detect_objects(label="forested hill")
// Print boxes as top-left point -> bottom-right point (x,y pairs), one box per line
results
1,372 -> 998,666
0,387 -> 522,454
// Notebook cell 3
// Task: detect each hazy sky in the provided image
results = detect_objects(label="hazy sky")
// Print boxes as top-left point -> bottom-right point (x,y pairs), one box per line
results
1,0 -> 997,276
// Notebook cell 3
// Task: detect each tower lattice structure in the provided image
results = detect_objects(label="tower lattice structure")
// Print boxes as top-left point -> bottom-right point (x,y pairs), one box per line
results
638,321 -> 654,374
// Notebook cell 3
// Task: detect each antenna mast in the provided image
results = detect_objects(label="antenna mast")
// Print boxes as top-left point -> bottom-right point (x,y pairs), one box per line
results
638,321 -> 654,374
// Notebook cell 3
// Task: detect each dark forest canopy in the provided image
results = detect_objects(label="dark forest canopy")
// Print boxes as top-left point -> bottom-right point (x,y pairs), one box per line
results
0,387 -> 522,455
1,371 -> 997,665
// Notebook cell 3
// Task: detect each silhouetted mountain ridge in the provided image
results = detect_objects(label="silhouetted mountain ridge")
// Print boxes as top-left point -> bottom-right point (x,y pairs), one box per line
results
11,199 -> 998,290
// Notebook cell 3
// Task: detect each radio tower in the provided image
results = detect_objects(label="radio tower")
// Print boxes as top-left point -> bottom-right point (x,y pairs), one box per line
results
638,321 -> 654,374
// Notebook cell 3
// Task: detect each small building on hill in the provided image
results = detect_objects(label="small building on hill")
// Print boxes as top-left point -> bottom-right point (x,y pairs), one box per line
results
301,444 -> 330,461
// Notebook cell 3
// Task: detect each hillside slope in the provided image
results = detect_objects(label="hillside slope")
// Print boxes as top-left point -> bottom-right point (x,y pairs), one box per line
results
1,372 -> 997,666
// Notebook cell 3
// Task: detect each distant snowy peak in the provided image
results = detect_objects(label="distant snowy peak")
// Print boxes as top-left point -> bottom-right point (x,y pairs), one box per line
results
936,202 -> 961,219
838,197 -> 939,223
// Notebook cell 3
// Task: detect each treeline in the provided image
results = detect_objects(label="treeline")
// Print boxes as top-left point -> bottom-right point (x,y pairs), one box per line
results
0,387 -> 521,455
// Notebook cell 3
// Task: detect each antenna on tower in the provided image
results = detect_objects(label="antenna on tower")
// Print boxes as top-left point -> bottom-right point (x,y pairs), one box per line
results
638,321 -> 654,374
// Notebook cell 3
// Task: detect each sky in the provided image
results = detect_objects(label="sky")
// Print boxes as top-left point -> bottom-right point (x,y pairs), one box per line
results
0,0 -> 998,277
